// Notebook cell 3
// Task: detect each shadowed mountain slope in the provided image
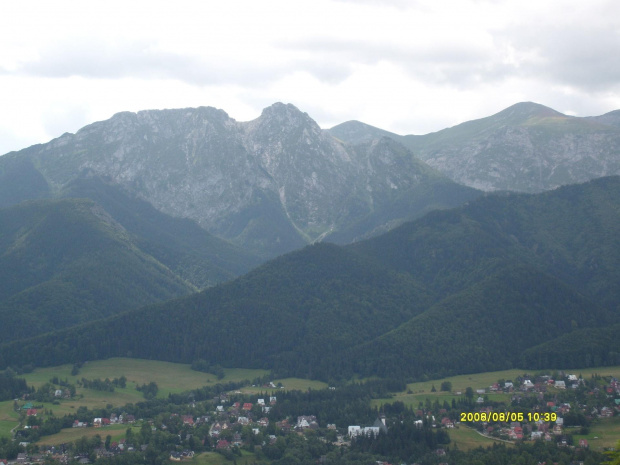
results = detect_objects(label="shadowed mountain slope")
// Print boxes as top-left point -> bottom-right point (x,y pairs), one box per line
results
0,198 -> 195,342
1,177 -> 618,379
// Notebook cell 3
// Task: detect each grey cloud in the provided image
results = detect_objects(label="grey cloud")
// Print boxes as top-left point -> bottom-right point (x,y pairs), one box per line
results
4,39 -> 293,88
497,22 -> 620,92
332,0 -> 422,9
279,37 -> 518,88
16,40 -> 191,79
41,104 -> 91,141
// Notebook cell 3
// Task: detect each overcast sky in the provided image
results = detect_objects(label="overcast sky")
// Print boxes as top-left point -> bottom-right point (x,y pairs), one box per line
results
1,0 -> 619,155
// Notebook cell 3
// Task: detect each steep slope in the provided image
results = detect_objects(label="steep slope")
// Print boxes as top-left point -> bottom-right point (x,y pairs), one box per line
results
346,263 -> 609,379
2,177 -> 618,379
324,138 -> 479,243
0,103 -> 479,257
58,177 -> 261,288
522,322 -> 620,369
331,102 -> 620,193
0,243 -> 428,378
0,198 -> 195,341
350,176 -> 620,308
0,155 -> 51,208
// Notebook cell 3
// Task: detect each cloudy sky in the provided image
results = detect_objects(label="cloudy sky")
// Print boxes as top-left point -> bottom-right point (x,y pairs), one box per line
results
1,0 -> 619,155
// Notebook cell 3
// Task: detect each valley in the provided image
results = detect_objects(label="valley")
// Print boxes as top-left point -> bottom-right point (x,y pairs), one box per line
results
0,359 -> 618,465
1,101 -> 620,464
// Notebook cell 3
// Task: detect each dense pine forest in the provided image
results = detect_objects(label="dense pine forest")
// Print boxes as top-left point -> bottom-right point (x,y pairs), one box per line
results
1,177 -> 619,382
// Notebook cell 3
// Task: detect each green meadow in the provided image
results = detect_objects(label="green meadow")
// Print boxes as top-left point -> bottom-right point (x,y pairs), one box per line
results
192,450 -> 271,465
36,424 -> 136,446
1,359 -> 269,439
571,416 -> 620,450
239,377 -> 328,395
447,425 -> 511,451
21,359 -> 269,396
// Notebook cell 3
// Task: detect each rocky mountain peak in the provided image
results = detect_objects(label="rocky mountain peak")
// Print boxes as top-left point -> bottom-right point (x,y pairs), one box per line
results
241,102 -> 330,172
1,102 -> 478,258
260,101 -> 305,118
253,102 -> 320,134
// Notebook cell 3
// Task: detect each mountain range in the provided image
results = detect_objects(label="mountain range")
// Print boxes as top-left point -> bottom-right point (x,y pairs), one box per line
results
1,101 -> 619,379
330,102 -> 620,193
0,103 -> 478,259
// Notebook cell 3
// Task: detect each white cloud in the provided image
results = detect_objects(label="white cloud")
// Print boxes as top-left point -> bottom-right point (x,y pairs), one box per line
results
0,0 -> 619,155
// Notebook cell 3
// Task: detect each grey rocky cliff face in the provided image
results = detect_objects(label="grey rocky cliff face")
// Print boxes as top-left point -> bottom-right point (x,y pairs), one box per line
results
410,103 -> 620,193
17,103 -> 458,257
332,102 -> 620,194
418,126 -> 620,193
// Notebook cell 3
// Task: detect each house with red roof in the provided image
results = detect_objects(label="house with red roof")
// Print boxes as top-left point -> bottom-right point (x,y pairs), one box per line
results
216,439 -> 230,450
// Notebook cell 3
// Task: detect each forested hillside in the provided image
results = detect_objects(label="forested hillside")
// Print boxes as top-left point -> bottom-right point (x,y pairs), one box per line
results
0,198 -> 193,341
1,177 -> 619,380
351,175 -> 620,307
58,177 -> 262,288
0,243 -> 428,377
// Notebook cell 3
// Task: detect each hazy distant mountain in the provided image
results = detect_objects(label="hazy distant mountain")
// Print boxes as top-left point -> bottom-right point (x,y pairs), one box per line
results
588,109 -> 620,128
329,120 -> 401,144
5,176 -> 618,378
0,103 -> 479,258
330,102 -> 620,193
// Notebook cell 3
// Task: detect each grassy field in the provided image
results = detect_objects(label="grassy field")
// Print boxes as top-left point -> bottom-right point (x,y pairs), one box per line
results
19,359 -> 324,404
36,424 -> 137,446
192,450 -> 271,465
0,420 -> 16,437
21,359 -> 269,396
240,377 -> 328,395
571,416 -> 620,450
0,359 -> 269,439
447,425 -> 511,451
0,400 -> 23,438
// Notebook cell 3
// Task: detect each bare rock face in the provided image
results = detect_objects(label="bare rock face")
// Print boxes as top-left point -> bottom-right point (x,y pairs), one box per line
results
2,103 -> 477,257
332,102 -> 620,193
407,103 -> 620,193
